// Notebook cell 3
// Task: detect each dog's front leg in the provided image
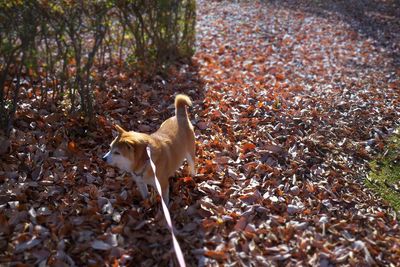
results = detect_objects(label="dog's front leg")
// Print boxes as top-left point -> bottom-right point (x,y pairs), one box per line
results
132,174 -> 149,199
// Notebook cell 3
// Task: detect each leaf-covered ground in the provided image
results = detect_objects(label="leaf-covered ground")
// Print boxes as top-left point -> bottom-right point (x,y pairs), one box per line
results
1,0 -> 400,266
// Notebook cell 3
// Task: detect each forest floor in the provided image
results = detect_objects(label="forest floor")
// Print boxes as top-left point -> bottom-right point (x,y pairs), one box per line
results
1,0 -> 400,266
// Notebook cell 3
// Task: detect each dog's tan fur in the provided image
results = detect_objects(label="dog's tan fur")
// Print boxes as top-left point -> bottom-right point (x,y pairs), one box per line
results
104,94 -> 195,203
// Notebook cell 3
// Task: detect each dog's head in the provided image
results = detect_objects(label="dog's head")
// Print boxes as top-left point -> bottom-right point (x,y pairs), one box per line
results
103,125 -> 148,173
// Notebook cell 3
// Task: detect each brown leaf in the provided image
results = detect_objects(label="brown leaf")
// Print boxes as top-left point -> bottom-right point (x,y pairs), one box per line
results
234,216 -> 247,231
204,250 -> 227,261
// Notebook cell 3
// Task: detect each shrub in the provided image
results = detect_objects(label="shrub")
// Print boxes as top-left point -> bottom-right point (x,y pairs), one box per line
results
0,0 -> 196,136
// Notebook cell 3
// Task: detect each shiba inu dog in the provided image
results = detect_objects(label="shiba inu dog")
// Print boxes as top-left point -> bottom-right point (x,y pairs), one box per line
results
103,94 -> 195,204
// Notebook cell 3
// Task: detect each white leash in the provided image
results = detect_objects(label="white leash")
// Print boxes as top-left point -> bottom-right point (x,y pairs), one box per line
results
146,146 -> 186,267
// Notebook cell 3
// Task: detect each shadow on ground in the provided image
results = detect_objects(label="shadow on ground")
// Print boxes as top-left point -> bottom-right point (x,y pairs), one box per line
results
273,0 -> 400,66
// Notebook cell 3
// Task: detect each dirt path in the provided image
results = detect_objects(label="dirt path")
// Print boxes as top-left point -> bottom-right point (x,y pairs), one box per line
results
192,0 -> 400,265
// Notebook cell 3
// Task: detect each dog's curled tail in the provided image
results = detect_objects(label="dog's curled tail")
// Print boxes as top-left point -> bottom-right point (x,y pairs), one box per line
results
175,94 -> 192,118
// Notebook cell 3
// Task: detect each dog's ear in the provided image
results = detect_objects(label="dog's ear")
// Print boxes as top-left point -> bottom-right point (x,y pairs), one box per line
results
114,124 -> 126,135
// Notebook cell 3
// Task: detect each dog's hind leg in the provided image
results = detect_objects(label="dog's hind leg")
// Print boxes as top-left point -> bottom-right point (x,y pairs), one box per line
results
162,185 -> 169,205
186,143 -> 196,176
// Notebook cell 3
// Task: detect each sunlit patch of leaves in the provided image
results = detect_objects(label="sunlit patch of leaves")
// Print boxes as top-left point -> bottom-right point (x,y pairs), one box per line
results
193,0 -> 399,265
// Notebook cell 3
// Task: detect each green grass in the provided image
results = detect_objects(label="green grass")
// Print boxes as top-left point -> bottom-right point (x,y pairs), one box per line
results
366,130 -> 400,212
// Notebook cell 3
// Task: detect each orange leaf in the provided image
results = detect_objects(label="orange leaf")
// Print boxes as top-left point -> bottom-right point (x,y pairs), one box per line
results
67,141 -> 78,152
182,176 -> 193,183
275,73 -> 285,81
112,259 -> 119,267
204,250 -> 227,261
242,142 -> 256,153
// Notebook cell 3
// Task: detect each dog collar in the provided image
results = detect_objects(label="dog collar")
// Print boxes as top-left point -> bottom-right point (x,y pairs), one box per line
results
132,160 -> 149,178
